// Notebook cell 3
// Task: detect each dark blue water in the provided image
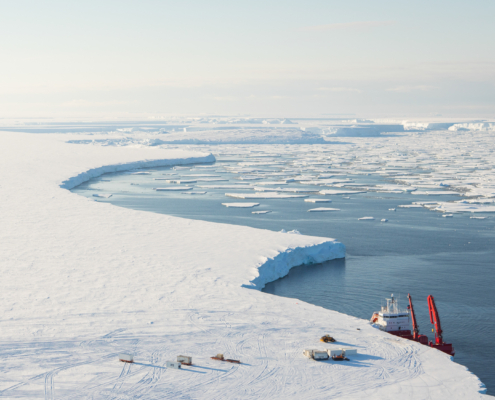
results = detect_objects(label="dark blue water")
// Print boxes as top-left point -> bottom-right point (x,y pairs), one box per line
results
72,158 -> 495,393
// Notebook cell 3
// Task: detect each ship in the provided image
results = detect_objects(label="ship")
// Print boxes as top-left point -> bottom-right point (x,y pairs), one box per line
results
371,293 -> 455,357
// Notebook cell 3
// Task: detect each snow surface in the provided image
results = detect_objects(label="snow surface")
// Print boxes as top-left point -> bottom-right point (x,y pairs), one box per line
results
0,130 -> 489,399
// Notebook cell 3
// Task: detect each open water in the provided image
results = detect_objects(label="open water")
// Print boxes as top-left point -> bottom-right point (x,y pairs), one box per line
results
72,157 -> 495,394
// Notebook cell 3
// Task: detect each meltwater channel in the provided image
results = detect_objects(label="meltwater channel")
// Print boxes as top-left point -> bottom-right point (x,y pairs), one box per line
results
72,160 -> 495,394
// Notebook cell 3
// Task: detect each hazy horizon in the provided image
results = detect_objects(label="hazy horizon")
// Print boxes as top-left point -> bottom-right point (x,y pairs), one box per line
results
1,0 -> 494,119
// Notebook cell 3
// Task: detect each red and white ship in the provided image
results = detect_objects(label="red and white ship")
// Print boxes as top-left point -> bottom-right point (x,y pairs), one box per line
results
371,293 -> 455,357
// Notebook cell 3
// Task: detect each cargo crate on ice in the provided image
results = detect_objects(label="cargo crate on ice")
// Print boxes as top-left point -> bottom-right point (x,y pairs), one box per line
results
177,355 -> 192,365
303,349 -> 329,360
328,349 -> 343,357
166,361 -> 181,369
119,353 -> 134,363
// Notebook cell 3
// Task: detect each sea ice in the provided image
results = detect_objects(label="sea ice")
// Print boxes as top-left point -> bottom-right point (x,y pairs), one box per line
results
254,181 -> 289,185
222,202 -> 260,208
225,193 -> 308,199
307,208 -> 340,212
254,187 -> 318,193
358,216 -> 375,220
304,199 -> 331,203
279,229 -> 301,234
198,185 -> 253,189
92,193 -> 112,198
154,187 -> 193,191
195,178 -> 228,182
187,174 -> 220,177
165,179 -> 197,184
320,190 -> 366,195
252,210 -> 271,214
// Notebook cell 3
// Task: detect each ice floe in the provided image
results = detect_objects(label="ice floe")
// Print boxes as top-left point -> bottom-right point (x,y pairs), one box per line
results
304,198 -> 331,203
154,186 -> 193,191
165,179 -> 197,184
320,189 -> 366,195
225,193 -> 308,199
307,207 -> 340,212
222,202 -> 260,208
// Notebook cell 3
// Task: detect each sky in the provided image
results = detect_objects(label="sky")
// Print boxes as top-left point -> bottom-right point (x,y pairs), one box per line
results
1,0 -> 494,119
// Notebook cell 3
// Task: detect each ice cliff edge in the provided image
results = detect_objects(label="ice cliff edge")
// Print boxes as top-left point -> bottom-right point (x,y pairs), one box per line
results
59,153 -> 215,189
246,239 -> 345,290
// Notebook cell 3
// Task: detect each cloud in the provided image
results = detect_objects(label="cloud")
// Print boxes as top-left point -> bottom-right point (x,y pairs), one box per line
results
300,21 -> 395,32
318,87 -> 362,93
386,85 -> 437,93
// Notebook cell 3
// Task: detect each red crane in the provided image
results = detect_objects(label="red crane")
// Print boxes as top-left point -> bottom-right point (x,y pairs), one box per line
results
407,294 -> 428,345
427,295 -> 455,356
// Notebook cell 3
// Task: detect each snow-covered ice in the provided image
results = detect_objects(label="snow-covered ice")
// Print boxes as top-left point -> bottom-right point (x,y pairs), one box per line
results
305,198 -> 331,203
154,186 -> 193,191
165,179 -> 197,184
307,207 -> 341,212
320,189 -> 366,195
0,127 -> 490,399
225,192 -> 309,199
222,202 -> 260,208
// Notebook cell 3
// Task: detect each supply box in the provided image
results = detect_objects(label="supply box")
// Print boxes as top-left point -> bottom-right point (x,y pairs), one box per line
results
166,361 -> 181,369
119,353 -> 134,363
177,355 -> 192,365
303,349 -> 329,360
328,349 -> 343,357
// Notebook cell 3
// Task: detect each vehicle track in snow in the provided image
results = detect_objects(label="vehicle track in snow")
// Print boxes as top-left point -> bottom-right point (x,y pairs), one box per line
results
44,353 -> 117,400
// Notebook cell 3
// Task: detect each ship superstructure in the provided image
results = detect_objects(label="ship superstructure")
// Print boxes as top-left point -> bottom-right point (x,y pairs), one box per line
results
370,294 -> 413,339
371,293 -> 455,356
